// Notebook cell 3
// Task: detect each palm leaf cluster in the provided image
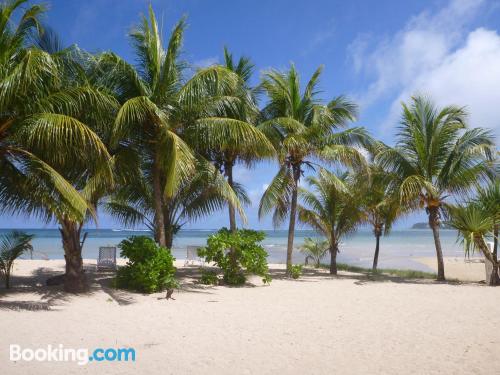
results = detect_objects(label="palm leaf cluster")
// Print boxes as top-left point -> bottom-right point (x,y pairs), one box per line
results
0,230 -> 33,288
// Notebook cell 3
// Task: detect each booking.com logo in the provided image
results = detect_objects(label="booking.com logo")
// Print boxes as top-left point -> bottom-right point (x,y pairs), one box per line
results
9,344 -> 136,365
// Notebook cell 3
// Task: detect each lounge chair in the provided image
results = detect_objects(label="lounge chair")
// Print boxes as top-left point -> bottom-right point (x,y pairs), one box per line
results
184,245 -> 204,266
97,246 -> 117,271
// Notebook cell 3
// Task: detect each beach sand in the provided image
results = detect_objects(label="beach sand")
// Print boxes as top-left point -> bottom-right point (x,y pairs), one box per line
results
1,259 -> 499,374
416,256 -> 488,282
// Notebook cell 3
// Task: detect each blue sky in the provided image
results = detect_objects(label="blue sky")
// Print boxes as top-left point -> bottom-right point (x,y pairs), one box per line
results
2,0 -> 500,229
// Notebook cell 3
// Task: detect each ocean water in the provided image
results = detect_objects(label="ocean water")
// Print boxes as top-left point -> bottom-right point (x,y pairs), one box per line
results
0,228 -> 470,272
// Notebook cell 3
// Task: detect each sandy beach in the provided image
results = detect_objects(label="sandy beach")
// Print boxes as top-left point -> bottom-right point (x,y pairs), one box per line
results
416,256 -> 488,282
1,259 -> 499,375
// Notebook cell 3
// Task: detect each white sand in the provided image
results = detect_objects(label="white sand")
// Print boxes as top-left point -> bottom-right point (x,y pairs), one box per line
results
416,256 -> 488,282
1,259 -> 500,375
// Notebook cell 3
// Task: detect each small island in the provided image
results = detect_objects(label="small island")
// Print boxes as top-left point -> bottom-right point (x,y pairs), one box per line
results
411,222 -> 453,229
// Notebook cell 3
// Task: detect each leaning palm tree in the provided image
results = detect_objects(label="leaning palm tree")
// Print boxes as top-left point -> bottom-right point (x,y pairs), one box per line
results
448,203 -> 499,286
354,165 -> 402,270
376,96 -> 495,280
0,230 -> 33,288
186,47 -> 275,231
258,64 -> 370,274
474,179 -> 500,266
300,237 -> 329,268
297,169 -> 364,274
100,6 -> 245,246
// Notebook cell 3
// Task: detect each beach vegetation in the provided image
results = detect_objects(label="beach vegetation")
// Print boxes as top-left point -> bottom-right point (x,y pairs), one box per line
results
300,237 -> 329,268
116,236 -> 177,293
290,264 -> 303,279
199,269 -> 219,285
258,64 -> 371,276
376,96 -> 495,280
198,228 -> 271,285
297,169 -> 364,274
0,230 -> 33,288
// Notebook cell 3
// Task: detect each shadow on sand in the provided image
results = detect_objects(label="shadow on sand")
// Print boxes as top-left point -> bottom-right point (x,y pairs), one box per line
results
1,263 -> 478,312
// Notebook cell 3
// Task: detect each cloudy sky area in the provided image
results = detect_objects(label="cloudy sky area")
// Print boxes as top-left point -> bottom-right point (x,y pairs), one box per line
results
1,0 -> 499,229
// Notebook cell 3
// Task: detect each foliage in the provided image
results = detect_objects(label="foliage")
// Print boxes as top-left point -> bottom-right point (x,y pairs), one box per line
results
198,228 -> 271,285
199,269 -> 219,285
116,236 -> 176,293
322,263 -> 437,279
100,6 -> 246,246
105,159 -> 243,247
290,264 -> 303,279
298,168 -> 365,274
300,237 -> 329,267
375,95 -> 495,280
0,230 -> 34,288
257,64 -> 371,273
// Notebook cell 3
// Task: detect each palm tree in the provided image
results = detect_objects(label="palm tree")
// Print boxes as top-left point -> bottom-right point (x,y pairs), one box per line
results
300,237 -> 329,268
0,1 -> 96,218
0,3 -> 117,293
354,165 -> 402,270
258,64 -> 370,274
297,169 -> 364,274
106,160 -> 244,248
101,6 -> 244,246
0,230 -> 33,288
186,47 -> 275,232
474,180 -> 500,268
376,96 -> 495,280
448,203 -> 499,286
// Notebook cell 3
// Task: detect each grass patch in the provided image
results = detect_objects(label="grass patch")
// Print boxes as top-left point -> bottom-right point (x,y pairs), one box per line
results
320,263 -> 437,279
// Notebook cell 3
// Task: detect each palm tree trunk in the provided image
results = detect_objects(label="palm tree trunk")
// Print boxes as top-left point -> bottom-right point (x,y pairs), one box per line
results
152,150 -> 166,247
372,231 -> 381,271
225,161 -> 237,232
428,206 -> 445,281
475,235 -> 499,286
60,219 -> 87,293
493,223 -> 498,263
330,243 -> 338,275
286,166 -> 300,275
5,268 -> 11,288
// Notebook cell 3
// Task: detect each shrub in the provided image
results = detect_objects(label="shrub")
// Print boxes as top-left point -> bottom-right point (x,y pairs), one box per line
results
198,228 -> 271,285
200,269 -> 219,285
116,236 -> 176,293
290,264 -> 303,279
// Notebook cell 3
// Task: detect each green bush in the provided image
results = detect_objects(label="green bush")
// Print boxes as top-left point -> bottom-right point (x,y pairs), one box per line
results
200,269 -> 219,285
198,228 -> 271,285
290,264 -> 303,279
116,236 -> 176,293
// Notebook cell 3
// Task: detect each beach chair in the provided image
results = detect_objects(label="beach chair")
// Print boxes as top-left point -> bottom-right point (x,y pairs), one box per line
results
97,246 -> 117,271
185,246 -> 204,266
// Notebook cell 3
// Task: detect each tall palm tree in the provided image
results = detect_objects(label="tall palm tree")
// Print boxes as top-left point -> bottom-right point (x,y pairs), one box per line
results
186,47 -> 275,231
258,64 -> 370,274
101,7 -> 244,246
297,169 -> 364,274
448,203 -> 499,286
376,96 -> 495,280
354,165 -> 402,270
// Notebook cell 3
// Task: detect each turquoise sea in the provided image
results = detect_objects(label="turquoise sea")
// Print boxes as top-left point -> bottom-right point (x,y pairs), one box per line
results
0,228 -> 469,272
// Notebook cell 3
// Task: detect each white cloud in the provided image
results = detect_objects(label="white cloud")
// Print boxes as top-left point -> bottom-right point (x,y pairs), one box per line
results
349,0 -> 500,140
